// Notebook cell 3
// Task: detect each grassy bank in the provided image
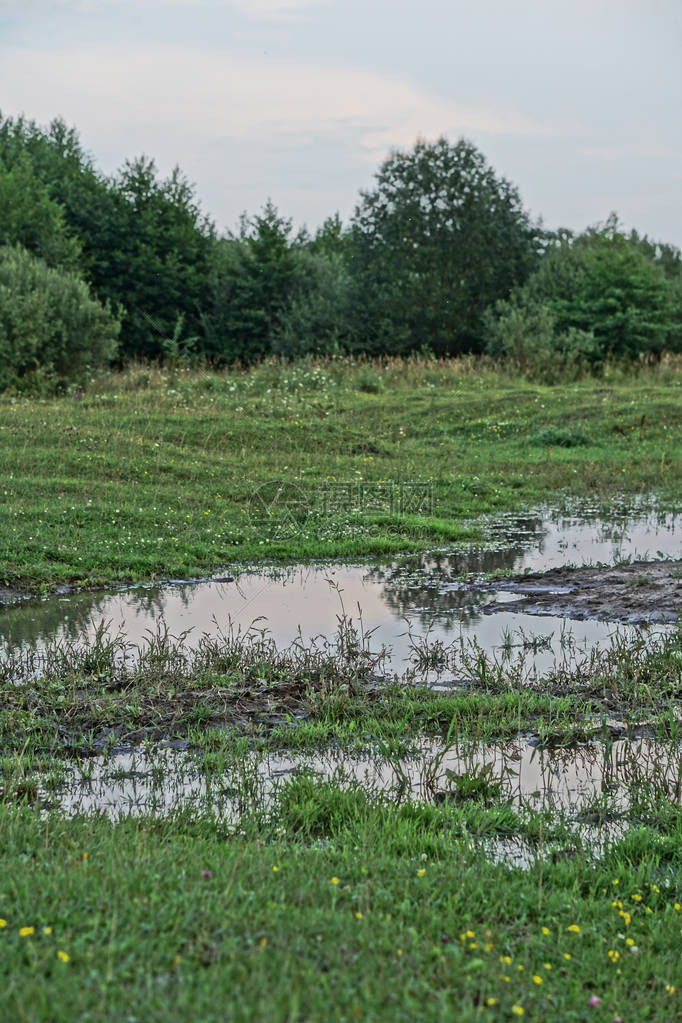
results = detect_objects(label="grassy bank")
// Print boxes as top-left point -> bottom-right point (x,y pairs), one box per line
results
1,355 -> 681,592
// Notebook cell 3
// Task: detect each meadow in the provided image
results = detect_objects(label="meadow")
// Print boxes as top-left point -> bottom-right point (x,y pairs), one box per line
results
0,355 -> 681,593
1,356 -> 682,1021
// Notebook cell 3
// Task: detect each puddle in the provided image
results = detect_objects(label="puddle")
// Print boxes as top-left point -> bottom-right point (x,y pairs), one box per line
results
0,504 -> 678,677
41,737 -> 682,823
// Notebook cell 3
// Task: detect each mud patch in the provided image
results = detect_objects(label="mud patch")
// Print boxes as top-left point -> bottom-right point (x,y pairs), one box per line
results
484,560 -> 682,624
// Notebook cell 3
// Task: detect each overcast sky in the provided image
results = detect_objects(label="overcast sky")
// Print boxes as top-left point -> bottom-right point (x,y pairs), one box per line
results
1,0 -> 681,244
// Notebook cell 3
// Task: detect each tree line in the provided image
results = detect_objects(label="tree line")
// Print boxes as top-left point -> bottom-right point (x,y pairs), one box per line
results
1,114 -> 681,389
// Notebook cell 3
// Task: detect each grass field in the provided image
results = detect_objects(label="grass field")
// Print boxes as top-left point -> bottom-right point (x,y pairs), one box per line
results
1,357 -> 682,1021
0,355 -> 681,592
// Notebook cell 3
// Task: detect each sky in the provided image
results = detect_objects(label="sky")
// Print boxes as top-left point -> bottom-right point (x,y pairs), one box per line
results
1,0 -> 681,244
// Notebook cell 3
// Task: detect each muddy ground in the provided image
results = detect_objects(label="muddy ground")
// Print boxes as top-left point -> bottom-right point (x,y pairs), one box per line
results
484,559 -> 682,624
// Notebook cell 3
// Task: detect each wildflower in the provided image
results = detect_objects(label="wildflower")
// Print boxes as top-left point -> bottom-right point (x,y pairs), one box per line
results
675,903 -> 681,911
625,938 -> 635,946
0,919 -> 6,928
541,926 -> 550,936
81,852 -> 88,861
567,925 -> 581,934
588,996 -> 601,1008
652,884 -> 660,894
612,900 -> 623,908
259,937 -> 268,948
201,870 -> 212,880
397,948 -> 403,958
619,911 -> 631,926
272,865 -> 279,873
469,943 -> 478,950
511,1006 -> 524,1016
418,868 -> 426,877
608,950 -> 620,962
501,976 -> 511,983
500,955 -> 512,964
517,964 -> 524,972
564,954 -> 572,960
43,926 -> 52,935
666,984 -> 676,995
485,942 -> 494,952
355,912 -> 363,920
330,877 -> 340,885
532,975 -> 543,985
612,879 -> 619,886
543,963 -> 552,971
631,893 -> 642,902
486,998 -> 499,1006
56,950 -> 70,963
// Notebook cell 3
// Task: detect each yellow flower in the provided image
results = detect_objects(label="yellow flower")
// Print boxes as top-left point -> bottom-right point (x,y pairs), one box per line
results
652,884 -> 660,893
543,963 -> 552,971
501,975 -> 511,983
272,865 -> 279,872
567,925 -> 581,934
619,911 -> 631,926
485,942 -> 494,953
608,950 -> 620,962
517,964 -> 524,972
330,877 -> 340,885
57,950 -> 70,963
626,938 -> 635,946
631,893 -> 642,902
512,1006 -> 525,1016
418,868 -> 426,876
0,919 -> 6,928
563,953 -> 572,960
469,943 -> 478,950
532,975 -> 543,985
500,955 -> 512,964
666,984 -> 676,995
43,926 -> 52,935
541,926 -> 550,936
259,937 -> 268,948
355,912 -> 363,920
397,948 -> 403,958
612,900 -> 623,908
19,927 -> 35,937
675,903 -> 681,911
612,878 -> 619,885
486,997 -> 499,1006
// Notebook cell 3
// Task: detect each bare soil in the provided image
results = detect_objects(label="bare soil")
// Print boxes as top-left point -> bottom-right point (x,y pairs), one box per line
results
484,560 -> 682,624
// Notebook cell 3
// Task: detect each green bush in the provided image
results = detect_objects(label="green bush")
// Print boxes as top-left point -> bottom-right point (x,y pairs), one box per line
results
485,224 -> 681,380
0,245 -> 120,391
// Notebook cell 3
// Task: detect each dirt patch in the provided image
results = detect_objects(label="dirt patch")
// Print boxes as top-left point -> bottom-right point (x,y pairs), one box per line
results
484,560 -> 682,624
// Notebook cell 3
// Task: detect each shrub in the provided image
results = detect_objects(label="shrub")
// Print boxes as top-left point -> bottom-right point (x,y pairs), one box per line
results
0,245 -> 120,391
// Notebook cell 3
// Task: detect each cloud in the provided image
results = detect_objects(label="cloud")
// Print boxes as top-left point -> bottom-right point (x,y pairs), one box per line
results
0,0 -> 327,16
0,43 -> 549,164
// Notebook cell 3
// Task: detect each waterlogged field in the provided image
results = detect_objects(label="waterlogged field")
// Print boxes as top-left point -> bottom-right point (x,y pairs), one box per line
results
1,359 -> 682,1022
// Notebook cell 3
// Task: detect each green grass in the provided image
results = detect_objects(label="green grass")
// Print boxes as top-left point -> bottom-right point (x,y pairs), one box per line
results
1,791 -> 681,1021
1,355 -> 681,592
